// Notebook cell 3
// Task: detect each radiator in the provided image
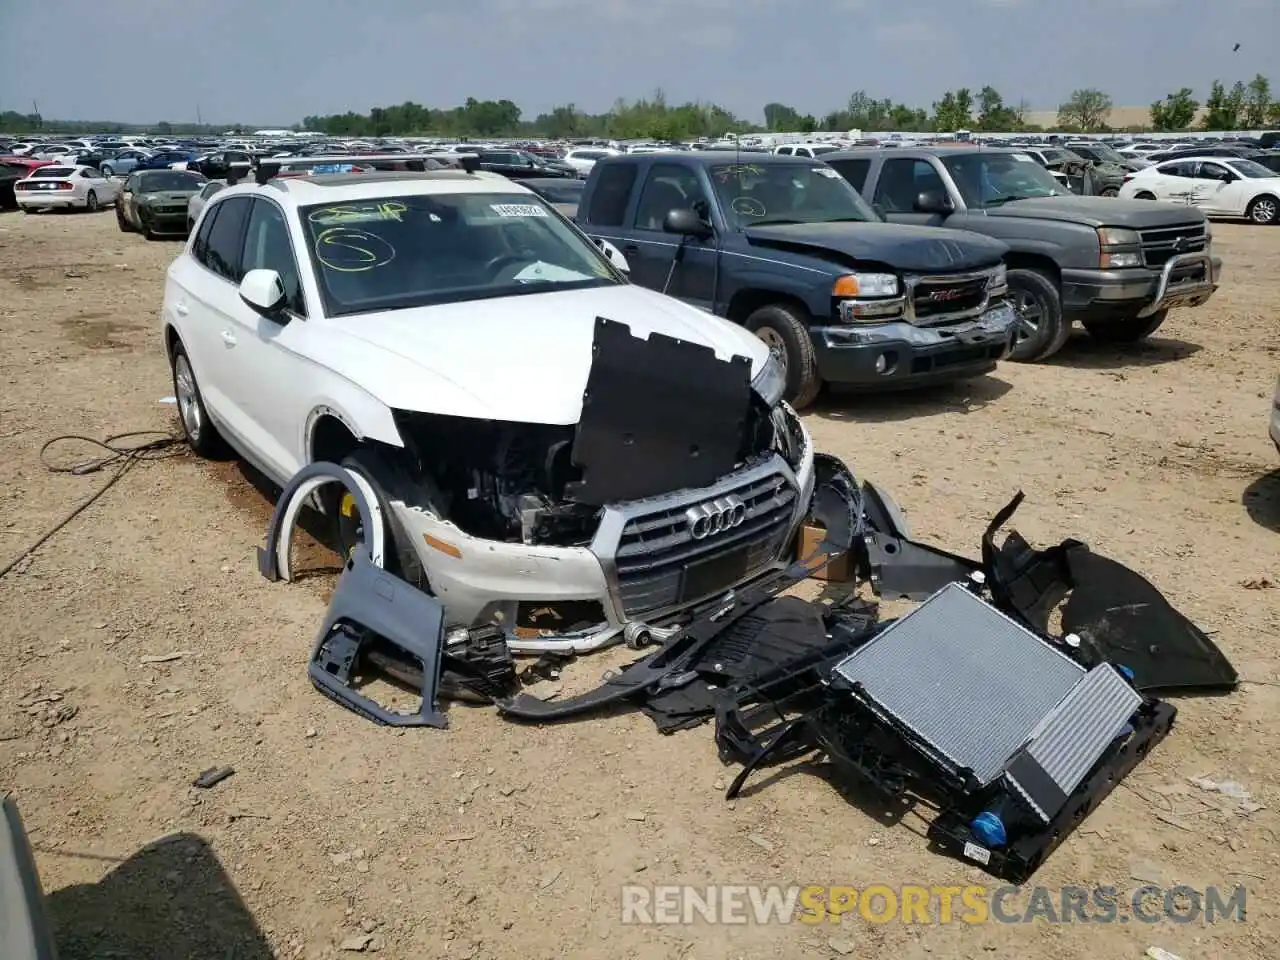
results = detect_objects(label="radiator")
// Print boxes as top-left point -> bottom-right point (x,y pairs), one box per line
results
833,582 -> 1140,818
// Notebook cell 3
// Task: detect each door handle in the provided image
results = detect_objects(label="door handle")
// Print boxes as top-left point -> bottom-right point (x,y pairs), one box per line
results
220,330 -> 237,347
174,302 -> 189,316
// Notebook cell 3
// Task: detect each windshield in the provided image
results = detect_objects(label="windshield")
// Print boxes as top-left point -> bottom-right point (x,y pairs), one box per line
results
301,192 -> 621,317
942,153 -> 1067,207
1040,149 -> 1081,164
709,161 -> 877,226
1225,158 -> 1277,179
137,171 -> 206,191
1078,143 -> 1126,164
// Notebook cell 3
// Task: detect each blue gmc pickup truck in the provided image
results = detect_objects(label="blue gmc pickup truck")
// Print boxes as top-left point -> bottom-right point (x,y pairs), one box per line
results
576,151 -> 1018,407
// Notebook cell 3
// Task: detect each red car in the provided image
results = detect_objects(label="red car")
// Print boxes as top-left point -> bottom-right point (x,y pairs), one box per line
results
0,156 -> 54,174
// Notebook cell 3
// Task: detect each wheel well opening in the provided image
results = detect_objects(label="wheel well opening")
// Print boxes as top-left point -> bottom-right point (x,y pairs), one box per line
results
310,414 -> 361,466
164,325 -> 181,358
726,288 -> 808,325
1004,254 -> 1061,285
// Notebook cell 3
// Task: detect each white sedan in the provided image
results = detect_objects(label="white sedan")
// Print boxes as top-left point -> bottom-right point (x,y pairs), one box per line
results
14,164 -> 121,213
1119,156 -> 1280,224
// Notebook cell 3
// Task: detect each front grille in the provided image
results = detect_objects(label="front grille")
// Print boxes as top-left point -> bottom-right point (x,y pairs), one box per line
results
1139,223 -> 1207,267
613,470 -> 798,617
911,276 -> 989,321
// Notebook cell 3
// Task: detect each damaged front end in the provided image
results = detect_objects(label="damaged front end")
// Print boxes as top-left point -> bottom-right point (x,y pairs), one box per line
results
381,316 -> 816,653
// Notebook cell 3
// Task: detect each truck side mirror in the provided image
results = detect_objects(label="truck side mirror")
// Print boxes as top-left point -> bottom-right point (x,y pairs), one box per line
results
914,190 -> 952,214
664,207 -> 712,238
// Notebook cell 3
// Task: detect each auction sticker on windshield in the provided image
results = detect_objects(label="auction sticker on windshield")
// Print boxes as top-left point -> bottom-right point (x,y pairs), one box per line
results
490,203 -> 548,217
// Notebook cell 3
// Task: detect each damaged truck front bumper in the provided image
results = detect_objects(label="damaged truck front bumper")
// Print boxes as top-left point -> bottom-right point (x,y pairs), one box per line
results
814,300 -> 1017,388
393,440 -> 817,654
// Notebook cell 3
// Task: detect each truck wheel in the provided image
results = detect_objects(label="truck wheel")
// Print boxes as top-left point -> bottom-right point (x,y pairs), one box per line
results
745,303 -> 822,409
1247,195 -> 1278,225
335,447 -> 432,591
1083,309 -> 1167,343
1006,268 -> 1070,362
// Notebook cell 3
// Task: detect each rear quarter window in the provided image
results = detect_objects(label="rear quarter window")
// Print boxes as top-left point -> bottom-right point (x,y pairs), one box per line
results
586,163 -> 637,226
827,158 -> 871,192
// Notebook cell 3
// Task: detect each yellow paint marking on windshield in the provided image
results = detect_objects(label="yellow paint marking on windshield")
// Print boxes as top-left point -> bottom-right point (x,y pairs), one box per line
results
308,201 -> 407,225
314,227 -> 396,273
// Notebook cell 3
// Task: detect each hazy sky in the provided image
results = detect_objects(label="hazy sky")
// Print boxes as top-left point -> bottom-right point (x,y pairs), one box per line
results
1,0 -> 1275,126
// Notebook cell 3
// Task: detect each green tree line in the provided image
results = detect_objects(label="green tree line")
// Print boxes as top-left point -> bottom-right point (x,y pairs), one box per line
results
5,76 -> 1279,139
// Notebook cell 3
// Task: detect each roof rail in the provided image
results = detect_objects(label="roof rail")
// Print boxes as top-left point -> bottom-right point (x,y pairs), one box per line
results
237,152 -> 479,185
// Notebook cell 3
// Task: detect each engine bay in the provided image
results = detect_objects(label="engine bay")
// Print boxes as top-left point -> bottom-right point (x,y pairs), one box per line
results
390,390 -> 793,548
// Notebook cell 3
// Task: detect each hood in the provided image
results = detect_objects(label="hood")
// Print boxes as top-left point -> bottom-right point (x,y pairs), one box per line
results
744,221 -> 1007,272
984,195 -> 1207,228
308,284 -> 770,426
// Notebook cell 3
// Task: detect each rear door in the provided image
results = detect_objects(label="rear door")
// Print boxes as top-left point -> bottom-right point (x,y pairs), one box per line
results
173,196 -> 268,467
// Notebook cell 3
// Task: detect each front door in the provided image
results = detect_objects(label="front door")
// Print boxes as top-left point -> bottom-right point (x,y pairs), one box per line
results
627,161 -> 718,308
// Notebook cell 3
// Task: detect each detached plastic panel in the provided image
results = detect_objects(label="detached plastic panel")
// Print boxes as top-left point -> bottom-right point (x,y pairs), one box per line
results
309,550 -> 447,728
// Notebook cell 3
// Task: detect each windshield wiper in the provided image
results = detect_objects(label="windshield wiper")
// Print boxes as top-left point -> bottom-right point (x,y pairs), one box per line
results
983,194 -> 1039,206
749,218 -> 803,225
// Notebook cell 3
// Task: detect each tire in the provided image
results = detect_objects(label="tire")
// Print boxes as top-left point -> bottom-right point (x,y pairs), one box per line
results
21,207 -> 33,215
1083,309 -> 1168,344
1134,191 -> 1157,200
116,204 -> 131,232
744,303 -> 822,409
1006,268 -> 1070,362
1246,194 -> 1279,225
141,211 -> 158,240
335,447 -> 432,590
100,165 -> 114,177
85,190 -> 98,212
1099,187 -> 1119,198
169,342 -> 228,458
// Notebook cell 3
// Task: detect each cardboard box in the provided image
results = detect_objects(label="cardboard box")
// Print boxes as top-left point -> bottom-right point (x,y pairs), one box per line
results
798,522 -> 853,581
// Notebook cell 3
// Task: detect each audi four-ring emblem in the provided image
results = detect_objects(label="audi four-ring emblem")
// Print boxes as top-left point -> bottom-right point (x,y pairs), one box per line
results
685,495 -> 747,539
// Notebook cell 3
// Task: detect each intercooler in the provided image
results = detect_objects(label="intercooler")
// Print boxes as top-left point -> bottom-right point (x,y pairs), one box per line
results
832,582 -> 1140,821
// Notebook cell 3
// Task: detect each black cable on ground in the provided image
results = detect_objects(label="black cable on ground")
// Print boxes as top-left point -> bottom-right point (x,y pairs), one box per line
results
0,431 -> 185,581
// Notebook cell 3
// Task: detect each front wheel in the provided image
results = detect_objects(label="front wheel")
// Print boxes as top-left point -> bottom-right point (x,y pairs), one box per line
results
1099,187 -> 1119,198
141,211 -> 159,240
1006,268 -> 1070,362
101,165 -> 114,177
744,303 -> 822,409
1247,195 -> 1279,225
85,190 -> 99,212
116,204 -> 131,232
335,448 -> 431,590
1083,309 -> 1168,344
170,343 -> 228,457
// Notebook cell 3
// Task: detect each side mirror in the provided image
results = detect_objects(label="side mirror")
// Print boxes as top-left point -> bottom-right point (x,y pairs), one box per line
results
595,237 -> 631,272
663,207 -> 711,237
914,190 -> 952,214
239,268 -> 288,318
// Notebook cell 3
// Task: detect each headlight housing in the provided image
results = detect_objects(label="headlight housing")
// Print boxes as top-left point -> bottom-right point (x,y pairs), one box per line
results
1098,226 -> 1142,269
752,352 -> 786,407
988,262 -> 1008,296
833,273 -> 899,298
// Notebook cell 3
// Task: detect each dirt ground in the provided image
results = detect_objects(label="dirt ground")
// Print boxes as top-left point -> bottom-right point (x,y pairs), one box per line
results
1,208 -> 1278,960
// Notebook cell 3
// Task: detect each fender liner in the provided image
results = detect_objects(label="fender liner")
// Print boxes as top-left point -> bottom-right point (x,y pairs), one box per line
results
256,462 -> 386,582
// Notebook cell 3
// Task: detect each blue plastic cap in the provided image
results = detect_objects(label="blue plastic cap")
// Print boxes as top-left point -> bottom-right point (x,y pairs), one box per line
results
1117,664 -> 1135,680
970,811 -> 1007,848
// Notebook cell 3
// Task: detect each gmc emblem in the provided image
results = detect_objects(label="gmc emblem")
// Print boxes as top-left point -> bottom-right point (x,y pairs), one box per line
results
927,287 -> 967,301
